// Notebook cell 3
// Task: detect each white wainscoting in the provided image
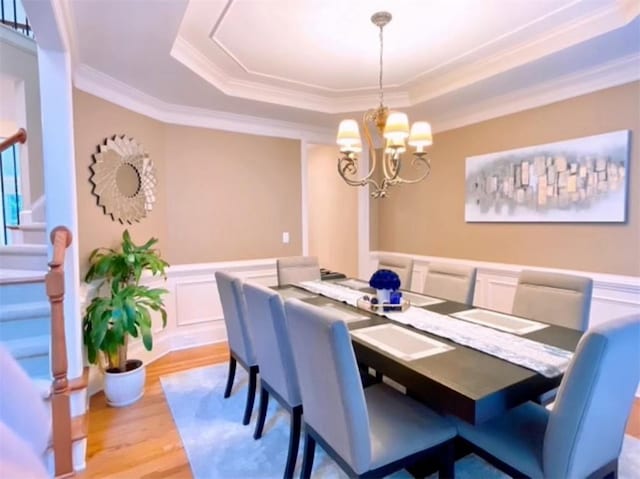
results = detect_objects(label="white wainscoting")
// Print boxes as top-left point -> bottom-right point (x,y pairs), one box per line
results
368,251 -> 640,328
84,258 -> 279,395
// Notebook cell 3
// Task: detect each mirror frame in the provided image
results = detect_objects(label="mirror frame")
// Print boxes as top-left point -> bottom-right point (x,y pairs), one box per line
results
89,135 -> 156,224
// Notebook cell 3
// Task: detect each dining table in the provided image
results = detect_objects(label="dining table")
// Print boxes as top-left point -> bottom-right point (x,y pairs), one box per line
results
274,278 -> 583,426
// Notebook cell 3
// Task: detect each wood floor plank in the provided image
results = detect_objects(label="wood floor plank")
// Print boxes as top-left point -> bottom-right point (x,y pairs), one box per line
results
78,341 -> 640,477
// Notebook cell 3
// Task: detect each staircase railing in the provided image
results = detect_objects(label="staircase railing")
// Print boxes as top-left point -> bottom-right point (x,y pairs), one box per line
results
0,128 -> 26,244
46,226 -> 76,478
0,0 -> 33,37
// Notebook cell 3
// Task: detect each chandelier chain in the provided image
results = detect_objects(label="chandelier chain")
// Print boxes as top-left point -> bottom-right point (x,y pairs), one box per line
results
378,24 -> 384,108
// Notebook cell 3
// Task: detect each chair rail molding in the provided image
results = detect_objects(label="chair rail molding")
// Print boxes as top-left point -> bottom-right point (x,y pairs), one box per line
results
369,251 -> 640,329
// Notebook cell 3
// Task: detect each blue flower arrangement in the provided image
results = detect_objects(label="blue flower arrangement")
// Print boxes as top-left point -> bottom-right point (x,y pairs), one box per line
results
369,269 -> 401,291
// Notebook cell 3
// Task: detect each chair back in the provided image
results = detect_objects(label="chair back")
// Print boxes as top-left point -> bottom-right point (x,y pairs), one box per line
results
543,314 -> 640,478
423,263 -> 477,305
277,256 -> 320,286
512,270 -> 593,330
378,255 -> 414,290
243,282 -> 301,407
284,299 -> 371,473
215,271 -> 256,365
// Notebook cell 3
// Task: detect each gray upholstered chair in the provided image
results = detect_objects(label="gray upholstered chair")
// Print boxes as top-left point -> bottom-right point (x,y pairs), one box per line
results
378,255 -> 414,290
242,282 -> 302,479
214,271 -> 258,425
276,256 -> 321,286
284,299 -> 457,479
512,270 -> 593,331
455,314 -> 640,479
423,262 -> 477,305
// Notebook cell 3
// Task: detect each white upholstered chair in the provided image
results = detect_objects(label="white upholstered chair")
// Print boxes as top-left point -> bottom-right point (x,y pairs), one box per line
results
242,282 -> 302,479
512,270 -> 593,331
284,299 -> 457,479
377,255 -> 414,290
455,314 -> 640,479
276,256 -> 320,286
215,271 -> 258,425
423,263 -> 477,305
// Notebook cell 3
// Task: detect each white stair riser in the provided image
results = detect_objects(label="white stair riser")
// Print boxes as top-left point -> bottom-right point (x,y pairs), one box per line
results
0,251 -> 48,270
9,228 -> 47,245
0,281 -> 46,305
15,353 -> 50,378
0,316 -> 50,341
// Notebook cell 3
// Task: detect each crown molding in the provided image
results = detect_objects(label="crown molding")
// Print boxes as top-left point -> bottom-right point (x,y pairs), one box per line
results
73,64 -> 335,143
432,53 -> 640,133
171,35 -> 410,113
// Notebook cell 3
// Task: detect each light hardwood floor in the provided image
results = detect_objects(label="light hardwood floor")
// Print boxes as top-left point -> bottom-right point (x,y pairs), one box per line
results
79,343 -> 640,478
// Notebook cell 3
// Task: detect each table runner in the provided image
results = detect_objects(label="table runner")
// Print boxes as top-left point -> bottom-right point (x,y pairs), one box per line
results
295,280 -> 573,377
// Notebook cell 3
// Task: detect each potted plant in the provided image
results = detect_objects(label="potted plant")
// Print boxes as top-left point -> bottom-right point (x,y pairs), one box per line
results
82,230 -> 169,407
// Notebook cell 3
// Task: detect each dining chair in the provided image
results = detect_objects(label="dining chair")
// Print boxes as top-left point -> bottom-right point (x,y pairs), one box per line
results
214,271 -> 258,425
454,314 -> 640,479
284,299 -> 457,479
512,270 -> 593,331
242,282 -> 303,479
276,256 -> 321,286
377,255 -> 414,290
423,263 -> 477,305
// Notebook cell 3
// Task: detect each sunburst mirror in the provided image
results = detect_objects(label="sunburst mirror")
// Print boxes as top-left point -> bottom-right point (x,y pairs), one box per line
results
90,135 -> 156,224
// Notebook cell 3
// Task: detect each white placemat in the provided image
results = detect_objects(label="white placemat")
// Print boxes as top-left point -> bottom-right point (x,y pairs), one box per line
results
451,309 -> 548,335
321,303 -> 370,323
278,288 -> 318,300
351,324 -> 454,361
297,280 -> 365,306
402,291 -> 445,307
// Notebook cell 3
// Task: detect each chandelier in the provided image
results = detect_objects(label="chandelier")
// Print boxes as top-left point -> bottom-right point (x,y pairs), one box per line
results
336,11 -> 433,199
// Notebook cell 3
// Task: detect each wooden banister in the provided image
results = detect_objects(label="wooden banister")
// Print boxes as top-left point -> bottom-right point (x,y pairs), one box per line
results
0,128 -> 27,153
46,226 -> 74,478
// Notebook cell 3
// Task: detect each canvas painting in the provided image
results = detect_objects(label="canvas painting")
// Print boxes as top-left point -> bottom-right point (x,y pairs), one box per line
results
465,130 -> 630,222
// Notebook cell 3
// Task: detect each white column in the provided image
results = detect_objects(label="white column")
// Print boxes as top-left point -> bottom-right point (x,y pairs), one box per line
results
37,47 -> 86,470
300,139 -> 309,255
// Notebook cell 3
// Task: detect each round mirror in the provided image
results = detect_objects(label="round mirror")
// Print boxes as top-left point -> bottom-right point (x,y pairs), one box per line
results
116,163 -> 141,198
90,135 -> 156,224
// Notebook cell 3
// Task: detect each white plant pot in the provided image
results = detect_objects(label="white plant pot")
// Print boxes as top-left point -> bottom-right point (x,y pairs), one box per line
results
104,359 -> 145,407
376,288 -> 392,304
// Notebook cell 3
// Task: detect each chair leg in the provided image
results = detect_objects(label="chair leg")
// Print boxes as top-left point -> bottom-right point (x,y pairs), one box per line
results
253,386 -> 269,439
242,366 -> 258,425
300,432 -> 316,479
284,406 -> 302,479
438,440 -> 455,479
223,357 -> 237,399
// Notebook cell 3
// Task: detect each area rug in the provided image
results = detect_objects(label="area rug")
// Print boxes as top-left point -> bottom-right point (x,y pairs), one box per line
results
161,364 -> 640,479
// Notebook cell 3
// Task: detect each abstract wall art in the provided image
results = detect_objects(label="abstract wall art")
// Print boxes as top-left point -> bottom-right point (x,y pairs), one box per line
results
465,130 -> 630,222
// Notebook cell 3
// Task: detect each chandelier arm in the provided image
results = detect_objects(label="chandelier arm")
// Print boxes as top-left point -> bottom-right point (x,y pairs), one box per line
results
388,154 -> 432,185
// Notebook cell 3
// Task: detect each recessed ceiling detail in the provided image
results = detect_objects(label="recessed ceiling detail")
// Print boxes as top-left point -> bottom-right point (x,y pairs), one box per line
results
171,0 -> 639,113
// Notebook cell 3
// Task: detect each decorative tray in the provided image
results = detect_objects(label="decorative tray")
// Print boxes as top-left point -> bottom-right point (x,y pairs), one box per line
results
356,296 -> 410,314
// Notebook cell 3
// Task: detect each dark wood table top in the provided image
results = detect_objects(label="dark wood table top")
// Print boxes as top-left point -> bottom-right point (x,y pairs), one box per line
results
275,282 -> 583,425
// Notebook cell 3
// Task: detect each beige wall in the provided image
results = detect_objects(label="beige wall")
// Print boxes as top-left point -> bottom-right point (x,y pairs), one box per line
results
308,144 -> 358,277
378,82 -> 640,276
73,90 -> 302,269
164,125 -> 301,264
74,90 -> 168,271
0,36 -> 44,204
